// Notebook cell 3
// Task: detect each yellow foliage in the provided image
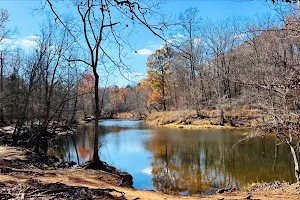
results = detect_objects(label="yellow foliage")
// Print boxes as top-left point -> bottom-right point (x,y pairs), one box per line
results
143,46 -> 174,108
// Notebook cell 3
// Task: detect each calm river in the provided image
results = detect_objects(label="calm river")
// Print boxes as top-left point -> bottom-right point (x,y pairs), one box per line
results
49,120 -> 296,195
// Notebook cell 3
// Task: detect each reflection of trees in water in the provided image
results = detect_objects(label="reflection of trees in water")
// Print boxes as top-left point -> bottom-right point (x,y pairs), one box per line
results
49,125 -> 94,165
144,130 -> 295,195
50,125 -> 296,194
49,125 -> 129,165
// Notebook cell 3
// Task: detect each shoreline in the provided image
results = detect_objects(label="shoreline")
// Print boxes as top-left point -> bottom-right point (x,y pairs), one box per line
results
1,124 -> 300,199
0,145 -> 299,200
150,122 -> 244,130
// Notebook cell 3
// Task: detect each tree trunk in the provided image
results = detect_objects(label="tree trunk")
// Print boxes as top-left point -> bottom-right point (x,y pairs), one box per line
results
56,103 -> 65,125
12,88 -> 32,145
34,96 -> 51,153
162,83 -> 166,111
218,108 -> 225,126
162,101 -> 166,111
92,69 -> 101,165
70,92 -> 78,124
34,125 -> 47,153
286,139 -> 300,183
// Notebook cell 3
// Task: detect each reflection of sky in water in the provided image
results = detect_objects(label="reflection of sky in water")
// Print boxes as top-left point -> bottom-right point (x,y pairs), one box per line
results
100,129 -> 155,190
99,120 -> 143,128
50,120 -> 296,195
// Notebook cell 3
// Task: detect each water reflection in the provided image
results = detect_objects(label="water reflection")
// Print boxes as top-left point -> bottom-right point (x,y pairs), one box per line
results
49,120 -> 296,195
145,128 -> 295,194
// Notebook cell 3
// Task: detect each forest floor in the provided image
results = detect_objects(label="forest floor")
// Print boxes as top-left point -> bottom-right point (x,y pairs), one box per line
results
0,145 -> 300,200
145,109 -> 269,130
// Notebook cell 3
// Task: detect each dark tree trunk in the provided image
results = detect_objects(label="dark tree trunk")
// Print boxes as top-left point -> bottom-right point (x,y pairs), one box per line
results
34,125 -> 47,153
34,96 -> 51,153
162,82 -> 166,111
162,100 -> 166,111
92,69 -> 101,165
56,103 -> 65,125
218,108 -> 225,126
70,91 -> 78,123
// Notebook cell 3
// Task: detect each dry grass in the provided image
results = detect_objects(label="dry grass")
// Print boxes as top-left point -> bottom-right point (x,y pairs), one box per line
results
146,110 -> 197,125
115,112 -> 138,119
146,108 -> 269,130
164,123 -> 236,130
0,146 -> 27,161
225,108 -> 264,119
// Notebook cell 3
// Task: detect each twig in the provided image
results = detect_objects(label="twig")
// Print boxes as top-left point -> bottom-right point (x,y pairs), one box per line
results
40,189 -> 68,195
0,193 -> 15,199
94,188 -> 125,195
28,189 -> 47,196
20,187 -> 31,200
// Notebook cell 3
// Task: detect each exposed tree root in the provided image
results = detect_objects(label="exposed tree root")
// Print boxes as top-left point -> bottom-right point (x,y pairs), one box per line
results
82,160 -> 133,188
0,179 -> 127,200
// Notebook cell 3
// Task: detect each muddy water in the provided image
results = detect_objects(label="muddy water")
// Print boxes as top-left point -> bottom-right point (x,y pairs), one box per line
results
49,120 -> 296,195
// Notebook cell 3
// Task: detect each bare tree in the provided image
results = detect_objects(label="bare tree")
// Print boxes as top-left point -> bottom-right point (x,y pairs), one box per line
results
0,9 -> 10,125
173,7 -> 204,116
44,0 -> 165,166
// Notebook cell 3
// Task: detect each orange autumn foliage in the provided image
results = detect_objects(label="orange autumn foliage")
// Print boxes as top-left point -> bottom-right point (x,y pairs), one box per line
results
78,73 -> 95,95
119,88 -> 129,103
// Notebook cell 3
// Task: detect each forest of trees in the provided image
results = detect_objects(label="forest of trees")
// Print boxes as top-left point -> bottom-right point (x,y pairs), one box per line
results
138,7 -> 300,181
0,0 -> 299,182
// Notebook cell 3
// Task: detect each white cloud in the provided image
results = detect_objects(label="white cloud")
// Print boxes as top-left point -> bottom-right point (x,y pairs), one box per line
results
19,39 -> 37,48
141,167 -> 152,175
0,35 -> 39,50
148,42 -> 165,51
158,45 -> 164,50
26,35 -> 39,40
0,39 -> 12,50
148,42 -> 161,49
134,48 -> 153,56
233,33 -> 247,39
165,34 -> 187,45
173,34 -> 185,39
1,38 -> 12,44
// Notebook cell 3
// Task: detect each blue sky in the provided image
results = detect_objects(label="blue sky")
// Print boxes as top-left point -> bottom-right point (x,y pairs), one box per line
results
0,0 -> 291,86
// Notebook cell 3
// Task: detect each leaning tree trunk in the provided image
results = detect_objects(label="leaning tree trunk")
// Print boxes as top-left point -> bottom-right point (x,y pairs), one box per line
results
286,138 -> 300,183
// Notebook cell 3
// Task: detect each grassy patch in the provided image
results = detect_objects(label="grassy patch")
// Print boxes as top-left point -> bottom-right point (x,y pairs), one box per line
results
146,110 -> 197,125
146,108 -> 268,130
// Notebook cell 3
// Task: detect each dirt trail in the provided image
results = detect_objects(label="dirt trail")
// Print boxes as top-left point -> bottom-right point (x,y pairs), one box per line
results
0,146 -> 299,200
